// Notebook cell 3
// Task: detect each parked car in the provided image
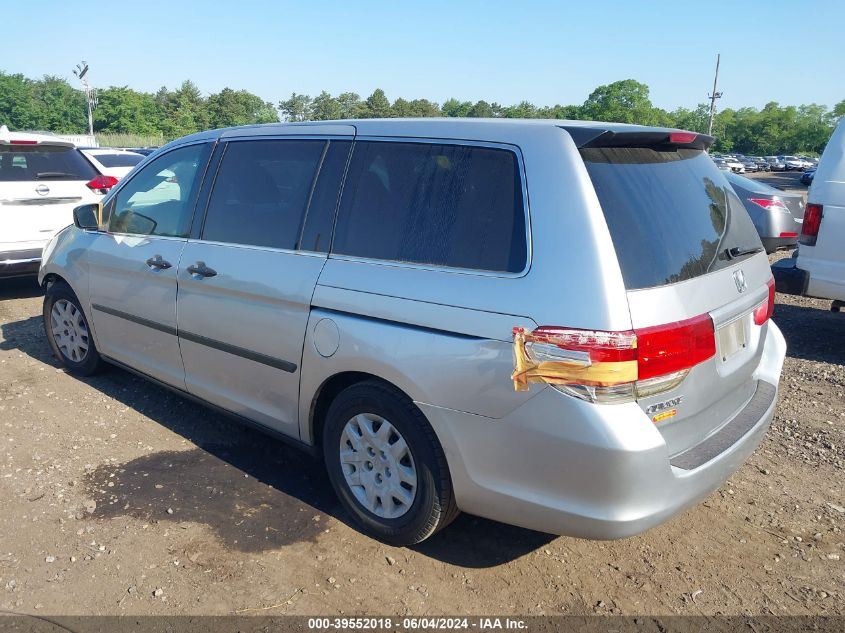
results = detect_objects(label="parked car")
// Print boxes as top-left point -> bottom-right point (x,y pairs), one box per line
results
39,120 -> 786,545
740,158 -> 759,173
723,156 -> 746,173
774,118 -> 845,311
765,156 -> 787,172
713,157 -> 733,172
750,157 -> 771,172
800,168 -> 816,186
724,171 -> 805,253
80,148 -> 145,179
779,155 -> 809,171
0,126 -> 116,278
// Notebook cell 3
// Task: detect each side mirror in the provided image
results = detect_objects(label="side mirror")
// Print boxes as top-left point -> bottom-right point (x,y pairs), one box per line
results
73,203 -> 102,230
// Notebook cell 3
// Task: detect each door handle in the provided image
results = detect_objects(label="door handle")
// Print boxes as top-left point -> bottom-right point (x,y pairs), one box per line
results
145,255 -> 172,270
186,261 -> 217,278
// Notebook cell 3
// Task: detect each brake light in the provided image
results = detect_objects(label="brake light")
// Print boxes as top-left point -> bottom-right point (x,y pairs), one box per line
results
8,139 -> 38,145
748,198 -> 787,211
636,315 -> 715,380
86,175 -> 119,194
800,203 -> 823,246
669,132 -> 697,144
753,278 -> 776,326
512,314 -> 716,403
779,232 -> 799,238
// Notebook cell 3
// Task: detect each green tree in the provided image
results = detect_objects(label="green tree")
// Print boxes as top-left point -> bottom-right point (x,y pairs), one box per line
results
31,75 -> 87,133
0,72 -> 40,130
154,80 -> 208,137
502,100 -> 538,118
95,86 -> 162,134
390,97 -> 413,118
362,89 -> 391,118
467,100 -> 494,118
278,92 -> 313,122
206,87 -> 278,128
581,79 -> 662,125
442,98 -> 472,117
336,92 -> 363,118
670,103 -> 710,134
408,99 -> 441,117
309,91 -> 343,121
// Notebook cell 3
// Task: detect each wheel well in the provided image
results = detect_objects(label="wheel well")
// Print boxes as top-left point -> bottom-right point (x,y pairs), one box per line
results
309,371 -> 407,451
41,272 -> 63,289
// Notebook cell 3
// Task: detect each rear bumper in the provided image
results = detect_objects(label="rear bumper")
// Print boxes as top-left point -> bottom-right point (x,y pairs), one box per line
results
772,255 -> 809,296
0,247 -> 43,278
420,322 -> 786,539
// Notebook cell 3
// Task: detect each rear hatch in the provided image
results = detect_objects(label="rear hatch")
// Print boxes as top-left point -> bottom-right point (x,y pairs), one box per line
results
578,130 -> 775,458
0,142 -> 102,246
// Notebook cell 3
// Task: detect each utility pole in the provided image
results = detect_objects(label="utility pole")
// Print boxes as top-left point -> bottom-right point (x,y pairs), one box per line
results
72,61 -> 96,137
707,54 -> 723,137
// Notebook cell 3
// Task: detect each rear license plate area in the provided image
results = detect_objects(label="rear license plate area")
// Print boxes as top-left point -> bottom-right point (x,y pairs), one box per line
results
717,318 -> 747,362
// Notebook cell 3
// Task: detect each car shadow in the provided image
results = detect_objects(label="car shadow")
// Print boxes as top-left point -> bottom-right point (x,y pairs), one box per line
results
773,301 -> 845,365
0,277 -> 43,301
0,314 -> 552,566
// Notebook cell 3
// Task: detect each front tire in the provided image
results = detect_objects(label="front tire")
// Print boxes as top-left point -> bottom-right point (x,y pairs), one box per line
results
323,381 -> 459,545
43,281 -> 103,376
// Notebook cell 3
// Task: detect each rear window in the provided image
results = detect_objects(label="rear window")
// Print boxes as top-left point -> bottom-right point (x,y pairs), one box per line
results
332,141 -> 527,273
582,147 -> 762,290
94,153 -> 144,168
0,145 -> 98,182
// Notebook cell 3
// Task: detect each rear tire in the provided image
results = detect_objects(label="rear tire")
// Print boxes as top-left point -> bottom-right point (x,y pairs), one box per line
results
322,380 -> 459,545
43,281 -> 103,376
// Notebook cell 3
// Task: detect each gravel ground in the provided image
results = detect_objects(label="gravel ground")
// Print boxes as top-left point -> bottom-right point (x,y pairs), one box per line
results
0,177 -> 841,616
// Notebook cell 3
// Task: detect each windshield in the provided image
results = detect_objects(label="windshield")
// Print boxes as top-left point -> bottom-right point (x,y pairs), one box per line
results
582,147 -> 763,290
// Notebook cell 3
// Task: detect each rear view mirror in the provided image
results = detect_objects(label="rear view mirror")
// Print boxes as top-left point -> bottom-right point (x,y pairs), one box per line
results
73,203 -> 101,230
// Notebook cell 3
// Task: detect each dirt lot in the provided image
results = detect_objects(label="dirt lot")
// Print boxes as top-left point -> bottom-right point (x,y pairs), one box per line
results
0,175 -> 842,617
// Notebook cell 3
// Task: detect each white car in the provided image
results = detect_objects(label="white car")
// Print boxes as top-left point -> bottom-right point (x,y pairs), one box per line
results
0,127 -> 114,278
774,118 -> 845,310
80,148 -> 145,180
723,157 -> 746,173
780,155 -> 811,171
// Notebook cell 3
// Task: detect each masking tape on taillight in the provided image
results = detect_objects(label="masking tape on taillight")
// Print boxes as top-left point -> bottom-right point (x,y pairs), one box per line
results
512,329 -> 637,392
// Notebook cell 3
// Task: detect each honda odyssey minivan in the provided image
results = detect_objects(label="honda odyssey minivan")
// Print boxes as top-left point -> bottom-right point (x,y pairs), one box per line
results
39,119 -> 786,545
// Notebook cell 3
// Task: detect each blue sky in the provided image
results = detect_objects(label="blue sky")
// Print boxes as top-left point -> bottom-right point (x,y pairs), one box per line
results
3,0 -> 843,111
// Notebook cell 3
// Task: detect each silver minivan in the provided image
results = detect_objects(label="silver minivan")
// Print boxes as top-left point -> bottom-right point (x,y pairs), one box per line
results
39,120 -> 786,545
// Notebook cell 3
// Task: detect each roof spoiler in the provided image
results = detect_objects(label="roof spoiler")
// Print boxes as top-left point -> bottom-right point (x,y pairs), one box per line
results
560,126 -> 714,151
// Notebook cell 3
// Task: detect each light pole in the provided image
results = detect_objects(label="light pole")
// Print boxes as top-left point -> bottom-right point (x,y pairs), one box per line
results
72,61 -> 96,137
707,54 -> 723,138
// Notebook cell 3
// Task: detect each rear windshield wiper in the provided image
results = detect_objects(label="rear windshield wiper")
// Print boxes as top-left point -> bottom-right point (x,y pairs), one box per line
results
725,245 -> 764,260
35,172 -> 77,179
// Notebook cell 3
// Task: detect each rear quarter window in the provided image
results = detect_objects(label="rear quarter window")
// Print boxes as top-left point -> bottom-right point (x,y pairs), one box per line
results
332,141 -> 527,273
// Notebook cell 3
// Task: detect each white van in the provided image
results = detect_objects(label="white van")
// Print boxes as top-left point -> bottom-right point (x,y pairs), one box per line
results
773,117 -> 845,312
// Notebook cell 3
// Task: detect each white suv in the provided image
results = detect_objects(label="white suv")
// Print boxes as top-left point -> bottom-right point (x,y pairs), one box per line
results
774,118 -> 845,311
0,128 -> 111,278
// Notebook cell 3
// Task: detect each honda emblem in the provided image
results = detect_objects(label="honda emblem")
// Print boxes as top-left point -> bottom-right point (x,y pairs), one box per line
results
733,269 -> 747,293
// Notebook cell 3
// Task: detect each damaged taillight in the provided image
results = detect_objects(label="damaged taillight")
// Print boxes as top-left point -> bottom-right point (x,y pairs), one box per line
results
513,314 -> 716,404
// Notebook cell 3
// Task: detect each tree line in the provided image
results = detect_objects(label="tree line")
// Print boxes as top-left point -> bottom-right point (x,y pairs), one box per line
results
1,71 -> 842,154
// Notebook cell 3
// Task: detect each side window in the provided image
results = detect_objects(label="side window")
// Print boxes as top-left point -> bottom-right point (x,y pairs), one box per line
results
109,143 -> 210,237
299,140 -> 351,252
201,139 -> 326,250
332,141 -> 527,273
